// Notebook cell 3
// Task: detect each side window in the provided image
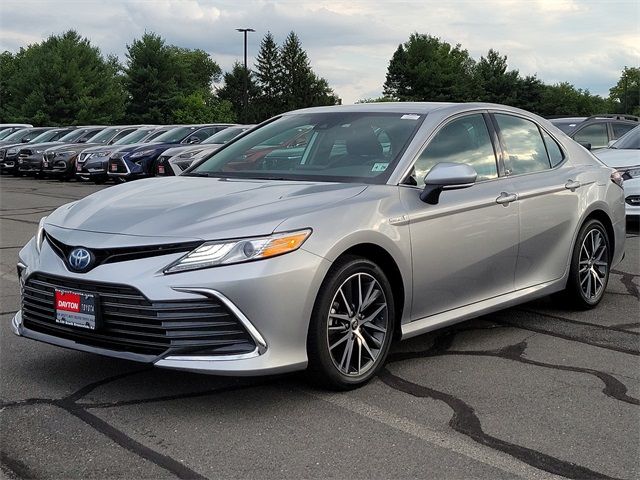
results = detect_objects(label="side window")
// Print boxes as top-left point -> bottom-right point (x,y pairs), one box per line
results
495,114 -> 550,175
413,114 -> 498,187
541,130 -> 564,167
573,123 -> 608,149
79,129 -> 101,142
612,122 -> 635,139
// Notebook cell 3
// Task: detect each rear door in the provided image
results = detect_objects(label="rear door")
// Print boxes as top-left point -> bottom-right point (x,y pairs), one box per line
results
492,113 -> 581,290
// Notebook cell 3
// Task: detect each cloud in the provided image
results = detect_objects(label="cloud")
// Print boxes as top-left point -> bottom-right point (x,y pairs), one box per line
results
0,0 -> 637,103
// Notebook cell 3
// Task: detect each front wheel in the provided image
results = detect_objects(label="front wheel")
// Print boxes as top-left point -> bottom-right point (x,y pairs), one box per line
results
563,219 -> 611,309
307,256 -> 395,390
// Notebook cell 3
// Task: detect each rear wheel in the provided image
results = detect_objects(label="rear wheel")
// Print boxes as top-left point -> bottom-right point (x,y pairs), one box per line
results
307,256 -> 395,390
563,219 -> 611,309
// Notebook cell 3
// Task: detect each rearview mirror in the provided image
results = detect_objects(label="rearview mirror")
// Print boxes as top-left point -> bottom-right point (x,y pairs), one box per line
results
420,162 -> 477,204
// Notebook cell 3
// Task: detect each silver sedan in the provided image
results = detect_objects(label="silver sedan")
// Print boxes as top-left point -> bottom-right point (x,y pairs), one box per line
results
14,103 -> 626,389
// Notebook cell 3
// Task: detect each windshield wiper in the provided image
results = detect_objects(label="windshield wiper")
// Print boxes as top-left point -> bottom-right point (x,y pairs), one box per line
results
184,171 -> 214,177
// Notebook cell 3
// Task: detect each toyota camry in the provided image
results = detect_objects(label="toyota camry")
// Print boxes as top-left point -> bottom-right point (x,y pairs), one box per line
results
13,103 -> 626,389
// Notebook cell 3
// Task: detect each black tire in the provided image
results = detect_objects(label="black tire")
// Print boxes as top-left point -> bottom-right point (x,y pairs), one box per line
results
562,219 -> 611,309
307,255 -> 395,390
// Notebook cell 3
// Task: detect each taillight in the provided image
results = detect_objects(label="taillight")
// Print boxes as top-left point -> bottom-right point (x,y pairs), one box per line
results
610,170 -> 624,188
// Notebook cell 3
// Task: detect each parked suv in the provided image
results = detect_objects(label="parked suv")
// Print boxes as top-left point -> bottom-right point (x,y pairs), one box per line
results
550,114 -> 638,150
107,124 -> 231,181
76,126 -> 171,183
18,127 -> 104,176
1,127 -> 76,175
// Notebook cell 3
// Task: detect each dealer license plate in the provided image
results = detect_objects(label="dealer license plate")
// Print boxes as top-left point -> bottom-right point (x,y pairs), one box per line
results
54,289 -> 98,330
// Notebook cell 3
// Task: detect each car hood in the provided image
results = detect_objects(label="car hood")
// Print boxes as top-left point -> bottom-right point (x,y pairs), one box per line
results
594,148 -> 640,168
46,142 -> 103,153
81,144 -> 128,154
45,177 -> 368,242
161,145 -> 200,157
19,141 -> 64,152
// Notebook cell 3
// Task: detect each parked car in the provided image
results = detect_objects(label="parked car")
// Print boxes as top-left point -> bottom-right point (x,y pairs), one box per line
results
107,124 -> 232,181
0,127 -> 76,175
0,124 -> 33,139
550,114 -> 638,150
13,103 -> 626,389
41,126 -> 145,180
156,125 -> 253,176
76,126 -> 170,183
593,125 -> 640,217
0,127 -> 53,147
18,127 -> 104,177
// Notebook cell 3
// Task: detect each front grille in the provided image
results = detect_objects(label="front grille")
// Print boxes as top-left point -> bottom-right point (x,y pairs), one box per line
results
22,273 -> 256,357
626,195 -> 640,206
0,150 -> 5,160
45,152 -> 56,162
19,150 -> 32,157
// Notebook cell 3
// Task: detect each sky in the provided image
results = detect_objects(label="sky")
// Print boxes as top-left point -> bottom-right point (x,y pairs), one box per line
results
0,0 -> 638,104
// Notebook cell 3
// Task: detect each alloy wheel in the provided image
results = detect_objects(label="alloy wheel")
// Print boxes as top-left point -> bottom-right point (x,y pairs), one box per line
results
326,272 -> 388,376
578,228 -> 608,301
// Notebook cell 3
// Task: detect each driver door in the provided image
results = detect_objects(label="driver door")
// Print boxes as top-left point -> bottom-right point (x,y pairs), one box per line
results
399,113 -> 519,320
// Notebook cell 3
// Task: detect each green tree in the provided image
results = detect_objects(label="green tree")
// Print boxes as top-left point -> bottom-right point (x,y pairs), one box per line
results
123,33 -> 224,124
609,67 -> 640,115
474,49 -> 520,104
537,82 -> 609,116
0,52 -> 18,121
217,62 -> 262,123
1,30 -> 125,125
254,32 -> 282,118
172,91 -> 235,123
383,33 -> 477,102
278,32 -> 339,111
123,32 -> 178,123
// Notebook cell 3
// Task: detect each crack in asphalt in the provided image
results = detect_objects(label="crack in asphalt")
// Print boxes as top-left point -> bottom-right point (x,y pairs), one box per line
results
379,369 -> 621,480
0,369 -> 210,480
611,269 -> 639,299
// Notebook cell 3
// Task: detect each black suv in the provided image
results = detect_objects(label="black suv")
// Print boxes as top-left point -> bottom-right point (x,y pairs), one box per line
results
550,114 -> 638,150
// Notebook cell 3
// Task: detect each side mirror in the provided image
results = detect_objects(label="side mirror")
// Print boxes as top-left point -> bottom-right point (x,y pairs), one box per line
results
187,137 -> 201,144
420,162 -> 477,205
578,141 -> 592,150
78,138 -> 87,143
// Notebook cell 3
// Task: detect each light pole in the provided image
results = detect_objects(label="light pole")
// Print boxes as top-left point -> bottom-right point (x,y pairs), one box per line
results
236,28 -> 255,123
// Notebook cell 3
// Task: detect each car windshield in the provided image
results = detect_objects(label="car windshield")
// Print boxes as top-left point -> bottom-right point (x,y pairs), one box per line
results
85,127 -> 118,144
191,112 -> 423,184
114,128 -> 155,145
202,127 -> 249,145
0,129 -> 16,140
153,127 -> 198,143
610,126 -> 640,150
29,129 -> 66,143
59,129 -> 89,142
2,129 -> 36,142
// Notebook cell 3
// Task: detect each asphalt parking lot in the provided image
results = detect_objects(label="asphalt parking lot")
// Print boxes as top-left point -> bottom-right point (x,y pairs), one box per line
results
1,175 -> 638,480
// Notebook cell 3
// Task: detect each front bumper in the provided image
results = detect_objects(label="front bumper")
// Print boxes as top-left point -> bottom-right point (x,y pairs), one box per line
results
17,155 -> 43,173
15,232 -> 331,375
623,178 -> 640,216
76,157 -> 108,177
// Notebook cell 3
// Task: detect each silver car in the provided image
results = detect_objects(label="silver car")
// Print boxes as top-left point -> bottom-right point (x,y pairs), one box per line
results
13,103 -> 626,389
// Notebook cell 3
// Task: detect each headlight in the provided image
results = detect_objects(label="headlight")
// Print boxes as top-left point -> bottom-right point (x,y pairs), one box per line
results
56,150 -> 77,157
619,166 -> 640,180
7,148 -> 18,155
36,217 -> 47,253
35,149 -> 43,154
179,150 -> 203,159
130,149 -> 156,158
164,229 -> 312,274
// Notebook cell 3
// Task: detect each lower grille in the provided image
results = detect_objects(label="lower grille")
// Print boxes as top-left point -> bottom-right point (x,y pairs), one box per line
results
108,157 -> 128,174
22,273 -> 256,357
626,195 -> 640,206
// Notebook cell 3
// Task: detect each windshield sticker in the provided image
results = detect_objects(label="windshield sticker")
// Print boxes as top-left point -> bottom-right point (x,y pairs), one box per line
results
401,114 -> 420,120
372,162 -> 389,172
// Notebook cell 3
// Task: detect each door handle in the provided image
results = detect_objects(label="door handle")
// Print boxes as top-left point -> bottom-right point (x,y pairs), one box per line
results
495,192 -> 518,205
565,180 -> 581,191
